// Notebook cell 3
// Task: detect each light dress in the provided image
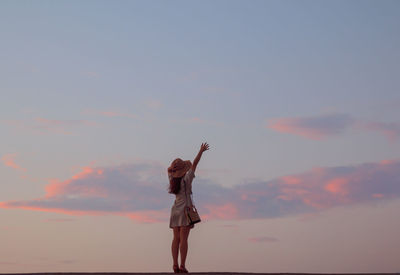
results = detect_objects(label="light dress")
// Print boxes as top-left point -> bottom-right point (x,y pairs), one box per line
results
169,168 -> 195,228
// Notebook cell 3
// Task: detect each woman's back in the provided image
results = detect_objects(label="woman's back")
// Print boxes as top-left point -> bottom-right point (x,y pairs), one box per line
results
173,168 -> 195,205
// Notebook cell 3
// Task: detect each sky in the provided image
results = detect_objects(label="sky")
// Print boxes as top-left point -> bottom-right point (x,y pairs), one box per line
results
1,0 -> 400,273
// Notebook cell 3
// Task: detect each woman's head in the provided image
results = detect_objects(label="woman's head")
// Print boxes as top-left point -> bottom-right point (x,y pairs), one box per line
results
168,158 -> 192,178
168,158 -> 192,194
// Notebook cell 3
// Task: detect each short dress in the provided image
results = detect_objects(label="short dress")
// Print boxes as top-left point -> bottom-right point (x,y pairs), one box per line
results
169,168 -> 195,228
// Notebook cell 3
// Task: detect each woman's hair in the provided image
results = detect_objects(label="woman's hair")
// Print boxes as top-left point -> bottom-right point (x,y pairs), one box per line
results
169,176 -> 183,194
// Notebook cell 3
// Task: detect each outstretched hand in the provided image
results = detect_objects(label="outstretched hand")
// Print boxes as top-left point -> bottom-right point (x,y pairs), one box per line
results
192,142 -> 210,173
200,142 -> 210,153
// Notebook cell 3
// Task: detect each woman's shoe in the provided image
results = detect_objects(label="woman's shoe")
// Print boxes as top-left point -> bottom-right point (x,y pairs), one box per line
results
179,265 -> 188,273
173,264 -> 180,273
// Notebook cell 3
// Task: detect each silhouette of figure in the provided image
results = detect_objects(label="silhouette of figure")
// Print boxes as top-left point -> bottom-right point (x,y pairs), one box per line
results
168,142 -> 210,273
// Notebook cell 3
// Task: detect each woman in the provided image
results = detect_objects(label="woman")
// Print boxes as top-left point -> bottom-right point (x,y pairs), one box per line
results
168,142 -> 210,273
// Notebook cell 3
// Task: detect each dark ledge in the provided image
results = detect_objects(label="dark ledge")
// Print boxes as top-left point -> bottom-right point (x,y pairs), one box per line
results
1,273 -> 399,275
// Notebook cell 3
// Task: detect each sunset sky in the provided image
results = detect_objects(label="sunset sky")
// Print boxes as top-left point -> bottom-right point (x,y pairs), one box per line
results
1,0 -> 400,273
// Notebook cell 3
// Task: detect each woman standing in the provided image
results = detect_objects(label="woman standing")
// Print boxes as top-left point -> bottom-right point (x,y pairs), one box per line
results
168,142 -> 210,273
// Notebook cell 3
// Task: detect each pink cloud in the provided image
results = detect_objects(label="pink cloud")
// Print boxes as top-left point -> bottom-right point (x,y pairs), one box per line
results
272,160 -> 400,210
359,121 -> 400,142
268,113 -> 400,142
0,163 -> 171,223
45,167 -> 106,198
228,159 -> 400,218
281,176 -> 302,185
324,178 -> 349,196
1,154 -> 26,172
267,114 -> 354,140
1,159 -> 400,222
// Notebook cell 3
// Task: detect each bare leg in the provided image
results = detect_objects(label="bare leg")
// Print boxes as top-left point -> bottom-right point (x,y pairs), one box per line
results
172,227 -> 180,267
179,225 -> 191,268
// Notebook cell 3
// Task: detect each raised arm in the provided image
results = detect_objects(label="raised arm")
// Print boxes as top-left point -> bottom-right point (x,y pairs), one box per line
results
191,142 -> 210,173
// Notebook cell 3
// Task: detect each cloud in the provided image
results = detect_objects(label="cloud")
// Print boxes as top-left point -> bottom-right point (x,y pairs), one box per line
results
1,160 -> 399,222
1,154 -> 26,172
267,114 -> 354,140
268,113 -> 400,142
0,163 -> 171,223
358,121 -> 400,142
248,236 -> 279,243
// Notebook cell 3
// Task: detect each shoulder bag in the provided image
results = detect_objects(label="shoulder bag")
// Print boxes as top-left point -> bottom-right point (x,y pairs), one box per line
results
184,178 -> 201,225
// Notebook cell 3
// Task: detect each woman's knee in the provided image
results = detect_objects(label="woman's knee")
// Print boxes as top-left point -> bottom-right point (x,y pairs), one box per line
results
173,227 -> 181,242
179,234 -> 189,244
173,236 -> 181,243
180,227 -> 190,239
179,238 -> 188,247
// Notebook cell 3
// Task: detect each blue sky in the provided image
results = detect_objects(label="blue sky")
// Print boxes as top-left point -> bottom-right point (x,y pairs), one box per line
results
1,0 -> 400,272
